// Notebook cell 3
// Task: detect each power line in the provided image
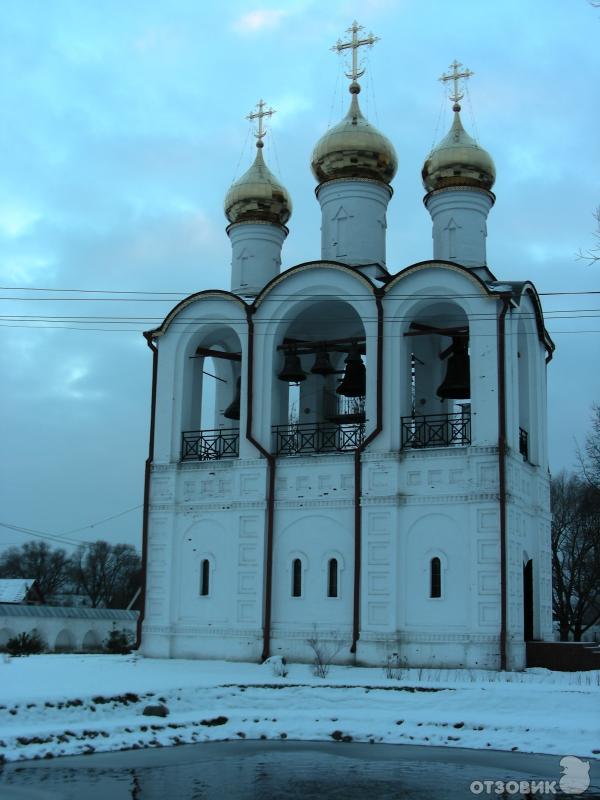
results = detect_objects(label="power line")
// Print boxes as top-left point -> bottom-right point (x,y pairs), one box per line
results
1,286 -> 600,298
0,504 -> 142,549
0,322 -> 598,337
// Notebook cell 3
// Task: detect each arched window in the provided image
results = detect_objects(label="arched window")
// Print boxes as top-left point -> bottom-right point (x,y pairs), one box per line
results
292,558 -> 302,597
200,559 -> 210,596
430,557 -> 441,598
327,558 -> 338,598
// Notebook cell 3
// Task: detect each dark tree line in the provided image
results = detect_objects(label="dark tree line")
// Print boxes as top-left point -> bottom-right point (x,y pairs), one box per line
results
552,404 -> 600,640
0,539 -> 141,609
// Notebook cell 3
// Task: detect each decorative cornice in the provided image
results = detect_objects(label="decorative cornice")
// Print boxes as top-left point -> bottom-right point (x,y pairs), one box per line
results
275,498 -> 354,510
149,501 -> 267,513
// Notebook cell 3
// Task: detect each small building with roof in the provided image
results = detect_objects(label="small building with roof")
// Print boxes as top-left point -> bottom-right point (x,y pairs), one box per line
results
0,578 -> 44,605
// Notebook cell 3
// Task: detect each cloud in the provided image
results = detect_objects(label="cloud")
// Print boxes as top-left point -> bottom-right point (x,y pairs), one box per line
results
232,8 -> 288,34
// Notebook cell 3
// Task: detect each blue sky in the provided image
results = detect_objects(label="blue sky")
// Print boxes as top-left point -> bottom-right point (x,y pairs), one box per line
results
1,0 -> 599,551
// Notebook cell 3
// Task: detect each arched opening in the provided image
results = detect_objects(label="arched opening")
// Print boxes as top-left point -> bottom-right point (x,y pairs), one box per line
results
327,558 -> 338,598
292,558 -> 303,598
402,302 -> 471,449
181,326 -> 243,462
273,298 -> 367,456
430,557 -> 442,598
523,559 -> 534,641
81,630 -> 101,652
54,628 -> 75,653
200,559 -> 210,597
517,318 -> 531,461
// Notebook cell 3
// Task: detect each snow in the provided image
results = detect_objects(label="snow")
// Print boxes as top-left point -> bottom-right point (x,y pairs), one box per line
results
0,580 -> 35,604
0,654 -> 598,763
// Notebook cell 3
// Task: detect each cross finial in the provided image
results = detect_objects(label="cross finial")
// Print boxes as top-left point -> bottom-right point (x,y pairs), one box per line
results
332,20 -> 379,88
439,60 -> 474,109
247,99 -> 276,149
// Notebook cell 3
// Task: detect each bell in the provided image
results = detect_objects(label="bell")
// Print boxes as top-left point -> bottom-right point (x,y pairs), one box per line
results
436,337 -> 470,399
223,377 -> 241,420
277,351 -> 307,383
336,347 -> 366,398
310,348 -> 335,376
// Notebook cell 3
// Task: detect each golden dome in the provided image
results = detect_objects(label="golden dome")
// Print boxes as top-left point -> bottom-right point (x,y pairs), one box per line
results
422,105 -> 495,192
311,83 -> 397,185
225,144 -> 292,226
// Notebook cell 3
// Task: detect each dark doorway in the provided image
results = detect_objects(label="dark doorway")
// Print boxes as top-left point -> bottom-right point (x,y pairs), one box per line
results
523,559 -> 533,641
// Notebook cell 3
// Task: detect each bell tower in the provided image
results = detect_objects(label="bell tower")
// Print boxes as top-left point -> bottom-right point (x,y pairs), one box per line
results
311,22 -> 397,277
225,100 -> 292,296
422,62 -> 496,278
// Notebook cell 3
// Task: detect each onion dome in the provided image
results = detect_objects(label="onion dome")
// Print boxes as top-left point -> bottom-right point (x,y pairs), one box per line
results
422,103 -> 495,192
224,143 -> 292,227
311,82 -> 397,185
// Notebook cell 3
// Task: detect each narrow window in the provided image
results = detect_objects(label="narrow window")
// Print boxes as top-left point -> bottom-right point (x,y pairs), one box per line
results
200,559 -> 210,596
292,558 -> 302,597
430,557 -> 441,598
327,558 -> 338,598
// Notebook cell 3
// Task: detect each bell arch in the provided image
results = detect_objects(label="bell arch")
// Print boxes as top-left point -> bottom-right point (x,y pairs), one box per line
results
178,324 -> 244,462
397,297 -> 472,449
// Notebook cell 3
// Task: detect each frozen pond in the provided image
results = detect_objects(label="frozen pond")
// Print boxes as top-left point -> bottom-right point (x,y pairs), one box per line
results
1,741 -> 599,799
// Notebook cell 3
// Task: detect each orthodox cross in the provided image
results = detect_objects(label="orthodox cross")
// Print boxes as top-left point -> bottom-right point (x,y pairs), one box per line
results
247,99 -> 276,148
332,20 -> 379,83
439,60 -> 474,106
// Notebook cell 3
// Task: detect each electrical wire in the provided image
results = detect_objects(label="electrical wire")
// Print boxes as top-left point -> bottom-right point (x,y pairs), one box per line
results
0,504 -> 142,549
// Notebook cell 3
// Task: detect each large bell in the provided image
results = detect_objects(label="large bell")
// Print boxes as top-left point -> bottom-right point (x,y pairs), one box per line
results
436,337 -> 470,399
310,348 -> 335,376
223,377 -> 241,420
277,351 -> 307,383
336,347 -> 366,398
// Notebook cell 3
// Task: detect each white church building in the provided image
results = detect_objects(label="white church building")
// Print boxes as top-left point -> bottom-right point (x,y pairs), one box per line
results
139,25 -> 554,671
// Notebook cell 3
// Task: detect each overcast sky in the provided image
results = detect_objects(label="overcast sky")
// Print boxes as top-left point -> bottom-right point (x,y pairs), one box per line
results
1,0 -> 599,554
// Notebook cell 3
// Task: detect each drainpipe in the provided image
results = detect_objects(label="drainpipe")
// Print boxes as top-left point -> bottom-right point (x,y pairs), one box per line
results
136,333 -> 158,650
497,296 -> 510,671
244,307 -> 276,662
351,289 -> 384,654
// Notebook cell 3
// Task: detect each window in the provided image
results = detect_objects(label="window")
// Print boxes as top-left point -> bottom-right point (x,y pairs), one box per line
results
292,558 -> 302,597
200,559 -> 210,596
430,557 -> 441,598
327,558 -> 338,598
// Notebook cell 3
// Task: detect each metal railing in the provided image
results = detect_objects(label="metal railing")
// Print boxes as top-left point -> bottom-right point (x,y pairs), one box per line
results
519,427 -> 529,461
181,428 -> 239,461
273,421 -> 365,456
401,411 -> 471,449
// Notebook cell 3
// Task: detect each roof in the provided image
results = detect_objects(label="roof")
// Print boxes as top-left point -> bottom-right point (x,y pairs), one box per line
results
0,603 -> 138,620
0,578 -> 37,603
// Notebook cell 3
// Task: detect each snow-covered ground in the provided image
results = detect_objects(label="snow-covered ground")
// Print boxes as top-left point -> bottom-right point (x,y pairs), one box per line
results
0,654 -> 598,763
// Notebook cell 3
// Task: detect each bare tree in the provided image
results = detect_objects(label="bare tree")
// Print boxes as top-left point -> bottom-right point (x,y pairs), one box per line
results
551,473 -> 600,640
577,206 -> 600,264
70,541 -> 141,608
306,626 -> 347,677
578,403 -> 600,490
0,541 -> 69,599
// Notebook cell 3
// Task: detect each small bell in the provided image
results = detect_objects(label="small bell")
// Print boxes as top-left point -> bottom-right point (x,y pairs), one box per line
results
336,347 -> 366,398
436,337 -> 470,400
223,377 -> 241,420
277,351 -> 307,383
310,348 -> 335,376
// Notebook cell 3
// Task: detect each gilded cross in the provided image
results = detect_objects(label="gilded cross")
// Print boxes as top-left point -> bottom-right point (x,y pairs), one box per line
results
439,60 -> 474,106
247,99 -> 276,147
332,21 -> 379,83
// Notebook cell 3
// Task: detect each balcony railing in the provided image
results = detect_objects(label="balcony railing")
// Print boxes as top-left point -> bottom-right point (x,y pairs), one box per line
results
181,428 -> 239,461
273,421 -> 365,456
401,411 -> 471,449
519,427 -> 529,461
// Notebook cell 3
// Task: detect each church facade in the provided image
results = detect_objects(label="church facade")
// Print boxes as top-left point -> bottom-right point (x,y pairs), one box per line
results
139,28 -> 554,671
